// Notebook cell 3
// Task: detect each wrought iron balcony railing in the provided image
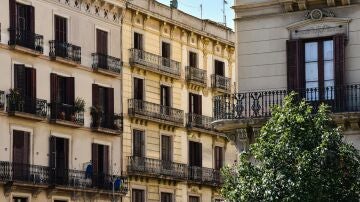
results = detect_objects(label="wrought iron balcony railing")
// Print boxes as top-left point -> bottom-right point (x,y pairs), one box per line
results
92,53 -> 121,74
129,48 -> 181,78
49,102 -> 84,126
211,74 -> 231,92
49,40 -> 81,64
91,111 -> 123,132
128,99 -> 184,125
0,161 -> 50,185
0,91 -> 5,109
6,94 -> 47,118
185,66 -> 207,86
213,84 -> 360,121
127,156 -> 188,180
0,161 -> 128,194
8,28 -> 44,53
186,113 -> 216,131
188,166 -> 222,186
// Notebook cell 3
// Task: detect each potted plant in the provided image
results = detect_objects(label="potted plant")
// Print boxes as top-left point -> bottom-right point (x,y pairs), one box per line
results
90,105 -> 103,128
72,97 -> 85,122
8,88 -> 23,112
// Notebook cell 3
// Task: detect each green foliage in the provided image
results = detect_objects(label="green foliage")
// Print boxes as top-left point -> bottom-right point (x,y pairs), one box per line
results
74,97 -> 86,113
221,93 -> 360,202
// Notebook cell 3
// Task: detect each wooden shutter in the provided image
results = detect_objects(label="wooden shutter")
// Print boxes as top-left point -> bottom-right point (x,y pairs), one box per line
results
189,93 -> 193,113
49,136 -> 57,168
24,67 -> 36,99
134,33 -> 143,50
9,0 -> 16,43
50,73 -> 58,103
138,34 -> 143,50
161,135 -> 171,161
92,84 -> 99,106
63,138 -> 69,169
103,145 -> 109,174
286,39 -> 305,91
55,15 -> 67,43
107,87 -> 114,115
198,95 -> 202,115
189,141 -> 195,166
13,130 -> 28,164
29,6 -> 35,32
134,78 -> 144,100
334,35 -> 345,87
214,146 -> 223,170
96,29 -> 108,55
197,143 -> 202,167
23,132 -> 30,165
133,130 -> 144,157
65,77 -> 74,105
92,143 -> 99,174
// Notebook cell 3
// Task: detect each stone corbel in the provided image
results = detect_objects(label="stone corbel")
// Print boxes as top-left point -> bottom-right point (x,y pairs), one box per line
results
297,0 -> 307,10
144,15 -> 151,28
170,25 -> 177,39
326,0 -> 336,6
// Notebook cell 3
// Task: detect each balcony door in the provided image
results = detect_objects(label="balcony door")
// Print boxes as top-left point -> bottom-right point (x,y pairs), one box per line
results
50,73 -> 75,121
49,136 -> 69,185
10,2 -> 35,48
12,130 -> 30,181
189,93 -> 202,115
134,32 -> 143,50
189,51 -> 197,68
162,42 -> 171,67
92,84 -> 114,129
14,64 -> 36,114
54,15 -> 68,57
92,143 -> 109,187
215,60 -> 225,76
132,130 -> 145,171
189,141 -> 202,181
161,85 -> 171,115
214,146 -> 224,170
132,189 -> 145,202
96,29 -> 108,68
161,135 -> 172,170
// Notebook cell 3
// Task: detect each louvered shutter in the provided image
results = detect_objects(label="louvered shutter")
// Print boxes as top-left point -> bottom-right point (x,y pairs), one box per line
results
49,136 -> 56,168
214,146 -> 223,170
92,84 -> 99,106
103,145 -> 109,174
286,39 -> 305,91
14,64 -> 26,95
50,73 -> 58,119
198,143 -> 202,167
29,6 -> 35,32
107,87 -> 114,128
9,0 -> 16,44
189,93 -> 193,113
334,35 -> 346,110
23,132 -> 30,165
198,95 -> 202,115
63,138 -> 69,169
66,77 -> 74,105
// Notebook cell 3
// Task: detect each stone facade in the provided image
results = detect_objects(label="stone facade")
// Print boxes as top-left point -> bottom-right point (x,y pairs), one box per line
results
213,0 -> 360,154
0,0 -> 236,201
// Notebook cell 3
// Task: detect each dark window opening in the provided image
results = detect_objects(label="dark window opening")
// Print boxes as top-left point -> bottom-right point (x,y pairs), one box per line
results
161,192 -> 173,202
55,15 -> 67,43
134,78 -> 144,100
12,130 -> 30,181
214,146 -> 224,170
49,136 -> 69,185
134,32 -> 143,50
215,60 -> 225,76
13,197 -> 28,202
133,130 -> 145,157
161,135 -> 172,162
132,189 -> 145,202
162,42 -> 171,67
189,51 -> 197,68
189,93 -> 202,115
189,196 -> 200,202
189,141 -> 202,167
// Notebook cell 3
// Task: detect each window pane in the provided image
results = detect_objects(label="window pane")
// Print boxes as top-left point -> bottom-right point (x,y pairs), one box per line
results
305,62 -> 318,82
323,40 -> 334,60
324,61 -> 334,81
305,42 -> 318,62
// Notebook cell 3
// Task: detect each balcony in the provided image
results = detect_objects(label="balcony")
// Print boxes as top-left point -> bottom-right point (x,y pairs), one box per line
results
0,91 -> 5,109
211,74 -> 231,93
213,84 -> 360,130
185,66 -> 207,88
186,113 -> 221,135
49,103 -> 84,127
49,40 -> 81,65
128,99 -> 184,127
91,111 -> 123,135
188,166 -> 222,187
127,156 -> 187,181
8,28 -> 44,55
0,161 -> 128,195
126,157 -> 222,187
92,53 -> 122,76
129,49 -> 181,79
6,94 -> 47,121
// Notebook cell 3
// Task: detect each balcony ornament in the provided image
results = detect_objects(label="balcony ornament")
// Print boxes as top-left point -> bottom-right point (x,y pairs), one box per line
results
305,9 -> 335,20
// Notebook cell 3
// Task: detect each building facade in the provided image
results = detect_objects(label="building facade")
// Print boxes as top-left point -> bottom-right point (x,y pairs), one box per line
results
121,1 -> 237,202
213,0 -> 360,154
0,0 -> 237,201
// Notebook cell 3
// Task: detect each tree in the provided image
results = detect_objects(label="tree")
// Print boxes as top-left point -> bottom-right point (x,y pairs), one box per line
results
221,93 -> 360,202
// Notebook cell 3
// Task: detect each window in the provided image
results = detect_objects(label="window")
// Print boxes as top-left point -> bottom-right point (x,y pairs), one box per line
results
189,93 -> 202,115
13,64 -> 36,113
305,39 -> 334,100
54,200 -> 68,202
92,143 -> 109,182
189,196 -> 200,202
134,32 -> 143,50
160,85 -> 171,107
133,130 -> 145,157
214,60 -> 225,76
50,73 -> 74,105
13,130 -> 30,180
189,51 -> 197,68
162,42 -> 171,67
134,78 -> 144,100
132,189 -> 145,202
54,15 -> 67,43
92,84 -> 114,128
13,197 -> 28,202
161,135 -> 172,162
96,29 -> 108,68
214,146 -> 223,170
49,136 -> 69,184
189,141 -> 202,167
161,192 -> 173,202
